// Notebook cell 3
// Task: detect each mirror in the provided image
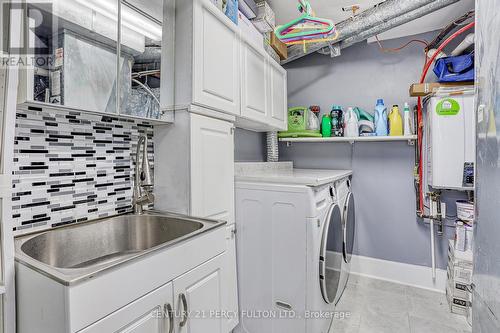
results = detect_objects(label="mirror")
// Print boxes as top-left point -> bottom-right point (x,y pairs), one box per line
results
119,0 -> 164,119
20,0 -> 173,120
24,0 -> 120,113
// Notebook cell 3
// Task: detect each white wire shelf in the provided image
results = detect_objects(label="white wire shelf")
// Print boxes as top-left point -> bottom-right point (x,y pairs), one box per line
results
280,135 -> 417,145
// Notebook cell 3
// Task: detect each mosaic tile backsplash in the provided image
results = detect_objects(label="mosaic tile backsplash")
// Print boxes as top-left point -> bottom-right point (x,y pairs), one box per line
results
12,106 -> 154,235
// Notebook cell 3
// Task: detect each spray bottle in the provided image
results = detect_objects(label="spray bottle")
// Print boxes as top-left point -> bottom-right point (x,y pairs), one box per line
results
403,102 -> 413,136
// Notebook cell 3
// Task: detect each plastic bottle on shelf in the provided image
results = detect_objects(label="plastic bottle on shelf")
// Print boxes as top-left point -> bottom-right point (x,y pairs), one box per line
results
389,104 -> 403,136
307,106 -> 321,131
321,114 -> 332,137
330,105 -> 344,137
374,99 -> 388,136
344,107 -> 359,137
403,102 -> 413,136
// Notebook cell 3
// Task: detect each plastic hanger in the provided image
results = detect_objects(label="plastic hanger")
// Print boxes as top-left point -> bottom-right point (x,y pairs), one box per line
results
274,0 -> 338,51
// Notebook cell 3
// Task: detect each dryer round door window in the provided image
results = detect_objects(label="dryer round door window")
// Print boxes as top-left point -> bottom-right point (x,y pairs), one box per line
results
319,203 -> 343,304
343,192 -> 355,264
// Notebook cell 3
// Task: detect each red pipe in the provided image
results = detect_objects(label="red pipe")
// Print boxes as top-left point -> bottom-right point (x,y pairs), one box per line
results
416,22 -> 475,215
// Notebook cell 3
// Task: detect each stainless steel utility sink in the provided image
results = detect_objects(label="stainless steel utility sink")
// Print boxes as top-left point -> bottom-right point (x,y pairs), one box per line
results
15,211 -> 225,285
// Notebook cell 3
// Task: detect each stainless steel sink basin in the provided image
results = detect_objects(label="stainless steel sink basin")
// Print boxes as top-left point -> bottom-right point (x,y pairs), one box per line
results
15,211 -> 225,285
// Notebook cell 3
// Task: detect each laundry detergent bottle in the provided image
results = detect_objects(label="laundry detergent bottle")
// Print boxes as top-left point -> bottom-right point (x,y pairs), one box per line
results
389,104 -> 403,136
374,99 -> 388,136
344,107 -> 359,137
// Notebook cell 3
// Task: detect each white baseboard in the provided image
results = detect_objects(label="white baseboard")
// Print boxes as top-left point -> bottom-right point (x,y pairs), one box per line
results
326,251 -> 447,293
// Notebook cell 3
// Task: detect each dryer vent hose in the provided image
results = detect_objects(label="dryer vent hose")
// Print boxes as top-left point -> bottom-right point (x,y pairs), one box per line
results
266,132 -> 279,162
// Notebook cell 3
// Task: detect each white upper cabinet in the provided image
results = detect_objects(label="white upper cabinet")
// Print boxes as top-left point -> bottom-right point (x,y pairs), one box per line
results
240,39 -> 269,123
267,58 -> 288,130
192,0 -> 241,115
175,0 -> 240,116
175,0 -> 288,132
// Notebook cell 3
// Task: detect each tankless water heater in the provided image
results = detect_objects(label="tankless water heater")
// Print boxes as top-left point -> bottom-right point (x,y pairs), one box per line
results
426,91 -> 475,190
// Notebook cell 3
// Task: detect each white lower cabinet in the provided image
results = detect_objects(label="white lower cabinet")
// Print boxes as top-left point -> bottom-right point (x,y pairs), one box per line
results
80,282 -> 174,333
155,113 -> 239,333
223,224 -> 239,331
79,255 -> 231,333
174,254 -> 225,333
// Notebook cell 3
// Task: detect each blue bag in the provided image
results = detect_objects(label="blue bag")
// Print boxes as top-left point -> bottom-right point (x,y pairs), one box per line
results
433,54 -> 474,82
224,0 -> 239,25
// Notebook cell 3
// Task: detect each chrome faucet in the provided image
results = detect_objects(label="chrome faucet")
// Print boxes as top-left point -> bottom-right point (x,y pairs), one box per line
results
133,135 -> 154,214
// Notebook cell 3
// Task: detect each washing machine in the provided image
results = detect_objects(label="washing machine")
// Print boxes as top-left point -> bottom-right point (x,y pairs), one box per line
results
322,178 -> 355,306
234,164 -> 352,333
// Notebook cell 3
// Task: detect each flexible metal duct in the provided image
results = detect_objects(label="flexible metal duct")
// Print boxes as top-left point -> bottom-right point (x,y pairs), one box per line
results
266,132 -> 279,162
283,0 -> 461,64
338,0 -> 462,50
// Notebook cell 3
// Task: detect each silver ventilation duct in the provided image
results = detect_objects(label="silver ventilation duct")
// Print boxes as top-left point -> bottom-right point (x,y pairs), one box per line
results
283,0 -> 461,64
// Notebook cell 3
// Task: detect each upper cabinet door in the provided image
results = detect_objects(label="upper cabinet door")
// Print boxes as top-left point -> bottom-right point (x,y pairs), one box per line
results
192,0 -> 241,116
240,39 -> 268,123
190,113 -> 235,224
268,58 -> 288,130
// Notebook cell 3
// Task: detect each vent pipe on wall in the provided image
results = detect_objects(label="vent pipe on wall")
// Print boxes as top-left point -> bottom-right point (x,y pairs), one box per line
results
266,132 -> 279,162
283,0 -> 461,64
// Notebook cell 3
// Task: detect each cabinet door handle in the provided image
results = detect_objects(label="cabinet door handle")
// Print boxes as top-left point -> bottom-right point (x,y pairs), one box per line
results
179,293 -> 189,327
276,301 -> 293,311
164,303 -> 174,333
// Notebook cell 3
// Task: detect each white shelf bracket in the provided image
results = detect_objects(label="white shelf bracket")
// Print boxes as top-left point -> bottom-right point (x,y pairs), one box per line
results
286,141 -> 292,147
408,139 -> 416,146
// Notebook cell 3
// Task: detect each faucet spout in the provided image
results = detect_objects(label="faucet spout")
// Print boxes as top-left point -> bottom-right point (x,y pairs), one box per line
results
133,135 -> 154,214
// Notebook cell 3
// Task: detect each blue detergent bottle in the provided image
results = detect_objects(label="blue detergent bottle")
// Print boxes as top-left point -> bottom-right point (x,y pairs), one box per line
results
374,99 -> 388,136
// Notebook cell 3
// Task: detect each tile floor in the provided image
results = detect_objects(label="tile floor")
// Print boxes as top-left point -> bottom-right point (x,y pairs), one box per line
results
329,275 -> 472,333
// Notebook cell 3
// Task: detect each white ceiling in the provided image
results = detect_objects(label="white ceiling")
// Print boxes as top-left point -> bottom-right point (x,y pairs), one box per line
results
125,0 -> 163,22
267,0 -> 474,41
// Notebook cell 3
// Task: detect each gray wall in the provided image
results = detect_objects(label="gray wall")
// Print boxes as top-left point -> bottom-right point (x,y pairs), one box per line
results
282,32 -> 458,269
234,128 -> 266,162
234,32 -> 466,269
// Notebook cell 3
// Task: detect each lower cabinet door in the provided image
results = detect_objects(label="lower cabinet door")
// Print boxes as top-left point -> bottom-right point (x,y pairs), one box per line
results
79,282 -> 174,333
223,224 -> 239,331
174,254 -> 226,333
